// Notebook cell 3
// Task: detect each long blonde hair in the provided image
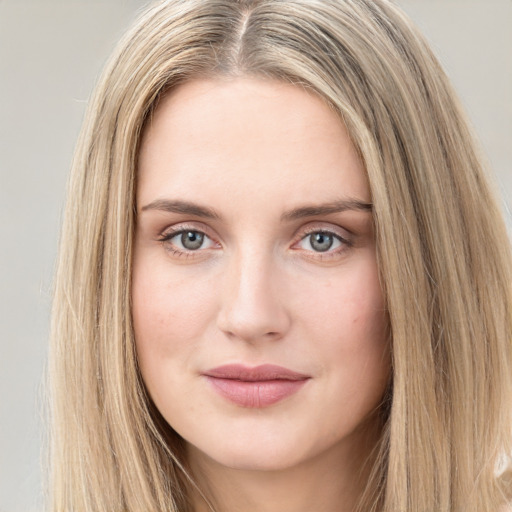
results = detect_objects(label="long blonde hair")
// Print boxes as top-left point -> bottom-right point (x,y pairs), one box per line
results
48,0 -> 512,510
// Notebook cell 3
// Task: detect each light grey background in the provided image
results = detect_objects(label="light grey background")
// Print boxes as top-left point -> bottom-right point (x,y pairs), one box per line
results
1,1 -> 510,510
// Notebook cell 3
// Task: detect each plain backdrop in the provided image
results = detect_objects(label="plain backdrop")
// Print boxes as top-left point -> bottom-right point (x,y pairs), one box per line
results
1,1 -> 511,510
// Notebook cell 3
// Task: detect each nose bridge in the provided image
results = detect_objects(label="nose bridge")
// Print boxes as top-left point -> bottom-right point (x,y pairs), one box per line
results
217,244 -> 290,342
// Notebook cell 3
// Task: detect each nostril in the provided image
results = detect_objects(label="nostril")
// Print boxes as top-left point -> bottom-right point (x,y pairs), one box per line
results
217,310 -> 290,343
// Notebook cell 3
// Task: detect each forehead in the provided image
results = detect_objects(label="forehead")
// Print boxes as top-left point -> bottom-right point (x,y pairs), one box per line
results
137,77 -> 369,212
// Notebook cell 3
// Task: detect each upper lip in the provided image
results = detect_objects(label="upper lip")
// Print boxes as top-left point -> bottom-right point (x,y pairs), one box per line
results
203,364 -> 310,382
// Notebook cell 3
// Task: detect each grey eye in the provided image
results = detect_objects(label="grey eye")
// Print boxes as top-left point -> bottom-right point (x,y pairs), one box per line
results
309,232 -> 334,252
180,231 -> 204,250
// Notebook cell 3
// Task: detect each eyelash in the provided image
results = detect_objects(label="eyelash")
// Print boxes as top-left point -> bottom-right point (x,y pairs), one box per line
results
293,227 -> 353,260
157,224 -> 353,260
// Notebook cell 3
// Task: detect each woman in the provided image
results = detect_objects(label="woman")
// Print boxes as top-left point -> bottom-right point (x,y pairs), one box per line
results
48,0 -> 512,511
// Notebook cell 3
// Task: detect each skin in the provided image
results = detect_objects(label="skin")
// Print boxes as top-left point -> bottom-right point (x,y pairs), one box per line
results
133,77 -> 390,512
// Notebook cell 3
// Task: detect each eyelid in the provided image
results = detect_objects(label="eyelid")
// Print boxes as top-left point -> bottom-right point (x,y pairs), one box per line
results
292,222 -> 353,244
158,221 -> 217,241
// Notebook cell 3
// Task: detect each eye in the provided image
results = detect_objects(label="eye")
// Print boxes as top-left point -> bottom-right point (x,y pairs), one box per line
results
159,228 -> 218,254
295,230 -> 349,254
305,232 -> 338,252
175,230 -> 207,250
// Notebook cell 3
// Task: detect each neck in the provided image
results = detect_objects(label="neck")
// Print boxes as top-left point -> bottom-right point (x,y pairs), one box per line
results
185,420 -> 382,512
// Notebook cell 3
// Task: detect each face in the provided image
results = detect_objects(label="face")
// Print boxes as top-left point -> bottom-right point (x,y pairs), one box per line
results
133,77 -> 390,473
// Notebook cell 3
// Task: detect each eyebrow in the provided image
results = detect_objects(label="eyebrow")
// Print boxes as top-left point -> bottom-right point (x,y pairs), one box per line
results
280,199 -> 373,221
140,199 -> 220,219
139,198 -> 372,220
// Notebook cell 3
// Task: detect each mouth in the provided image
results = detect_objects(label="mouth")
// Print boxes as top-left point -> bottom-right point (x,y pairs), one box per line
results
202,364 -> 311,408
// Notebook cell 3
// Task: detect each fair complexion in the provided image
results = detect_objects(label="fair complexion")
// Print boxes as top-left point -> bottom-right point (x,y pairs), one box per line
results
133,77 -> 390,512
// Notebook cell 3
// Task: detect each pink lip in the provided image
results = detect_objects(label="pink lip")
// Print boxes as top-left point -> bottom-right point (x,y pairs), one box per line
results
203,364 -> 310,408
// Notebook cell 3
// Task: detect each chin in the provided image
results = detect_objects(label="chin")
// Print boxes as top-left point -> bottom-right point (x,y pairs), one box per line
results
194,444 -> 309,473
227,446 -> 306,471
184,423 -> 333,474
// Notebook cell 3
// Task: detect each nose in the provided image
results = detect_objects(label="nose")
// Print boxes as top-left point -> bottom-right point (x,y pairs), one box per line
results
216,249 -> 291,343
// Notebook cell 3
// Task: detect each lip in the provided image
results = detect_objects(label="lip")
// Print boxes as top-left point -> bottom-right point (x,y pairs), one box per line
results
203,364 -> 310,408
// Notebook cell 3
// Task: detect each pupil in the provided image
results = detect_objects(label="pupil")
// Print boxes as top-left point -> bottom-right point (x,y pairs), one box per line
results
310,232 -> 333,252
181,231 -> 204,250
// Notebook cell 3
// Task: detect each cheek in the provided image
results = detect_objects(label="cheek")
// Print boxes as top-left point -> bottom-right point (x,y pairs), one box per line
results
338,268 -> 390,409
295,257 -> 390,402
298,256 -> 387,346
131,254 -> 217,377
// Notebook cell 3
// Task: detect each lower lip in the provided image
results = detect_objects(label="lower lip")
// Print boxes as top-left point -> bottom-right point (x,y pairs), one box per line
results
205,377 -> 308,408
